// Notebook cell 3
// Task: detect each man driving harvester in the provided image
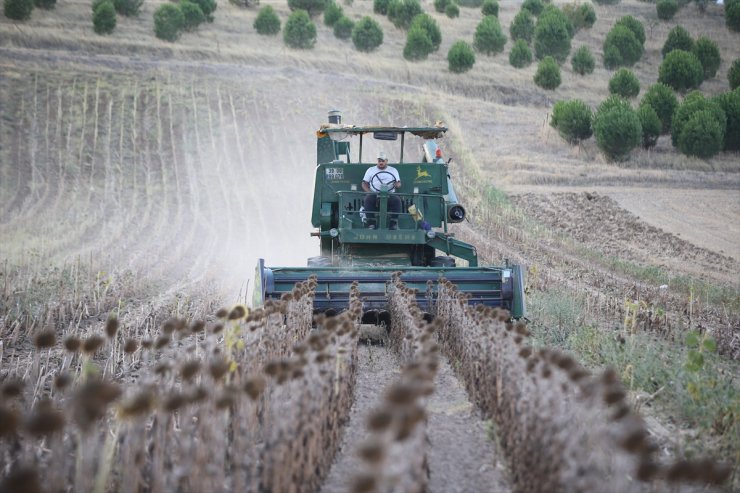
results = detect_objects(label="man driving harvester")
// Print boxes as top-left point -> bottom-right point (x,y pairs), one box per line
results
362,151 -> 402,230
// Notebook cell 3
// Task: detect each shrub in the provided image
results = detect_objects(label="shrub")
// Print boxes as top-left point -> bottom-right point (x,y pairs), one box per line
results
562,2 -> 595,31
154,3 -> 184,41
534,56 -> 561,90
609,68 -> 640,98
671,91 -> 726,147
692,37 -> 720,80
640,83 -> 678,133
333,15 -> 353,38
323,1 -> 342,26
541,5 -> 575,38
534,7 -> 572,62
387,0 -> 422,30
4,0 -> 33,20
288,0 -> 326,16
283,9 -> 316,49
550,99 -> 593,143
603,24 -> 642,69
448,40 -> 475,73
661,25 -> 693,58
509,39 -> 532,68
658,50 -> 703,92
93,0 -> 116,34
481,0 -> 498,17
713,90 -> 740,151
34,0 -> 54,9
433,0 -> 448,13
410,13 -> 441,51
180,1 -> 205,30
593,0 -> 619,4
190,0 -> 216,21
727,2 -> 740,32
521,0 -> 543,16
374,0 -> 390,14
352,16 -> 383,52
656,0 -> 677,20
678,110 -> 723,158
456,0 -> 482,6
509,10 -> 534,43
445,2 -> 458,17
404,25 -> 433,60
571,46 -> 595,75
594,96 -> 642,161
113,0 -> 143,17
637,105 -> 661,148
474,15 -> 506,55
730,59 -> 740,90
254,5 -> 281,35
614,15 -> 645,46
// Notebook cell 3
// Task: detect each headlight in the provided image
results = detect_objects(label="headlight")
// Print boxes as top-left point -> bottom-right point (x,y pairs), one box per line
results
426,230 -> 436,239
329,228 -> 339,238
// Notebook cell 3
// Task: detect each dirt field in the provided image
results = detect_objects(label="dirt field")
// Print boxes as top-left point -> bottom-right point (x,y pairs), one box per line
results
1,0 -> 738,491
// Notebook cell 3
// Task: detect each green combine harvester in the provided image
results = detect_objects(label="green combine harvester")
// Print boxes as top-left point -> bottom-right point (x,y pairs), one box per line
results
254,111 -> 525,322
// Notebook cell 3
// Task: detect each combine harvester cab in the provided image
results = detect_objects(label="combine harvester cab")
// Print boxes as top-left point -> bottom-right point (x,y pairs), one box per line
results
254,111 -> 525,321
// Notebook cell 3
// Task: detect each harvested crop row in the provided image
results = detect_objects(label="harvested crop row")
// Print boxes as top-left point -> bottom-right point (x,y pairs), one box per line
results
0,278 -> 361,493
434,280 -> 731,493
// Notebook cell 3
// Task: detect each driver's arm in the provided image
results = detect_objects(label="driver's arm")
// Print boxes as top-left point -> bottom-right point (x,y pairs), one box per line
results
362,181 -> 370,192
394,180 -> 402,190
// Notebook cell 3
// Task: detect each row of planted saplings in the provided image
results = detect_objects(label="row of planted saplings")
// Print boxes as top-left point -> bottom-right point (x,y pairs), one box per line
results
350,275 -> 441,493
0,277 -> 363,493
434,280 -> 731,493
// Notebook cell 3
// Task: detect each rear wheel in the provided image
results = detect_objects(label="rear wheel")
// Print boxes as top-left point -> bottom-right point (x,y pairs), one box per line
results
429,256 -> 456,267
307,256 -> 332,267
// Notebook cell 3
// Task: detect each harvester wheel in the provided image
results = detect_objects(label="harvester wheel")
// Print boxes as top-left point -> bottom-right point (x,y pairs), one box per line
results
430,256 -> 456,267
307,256 -> 332,267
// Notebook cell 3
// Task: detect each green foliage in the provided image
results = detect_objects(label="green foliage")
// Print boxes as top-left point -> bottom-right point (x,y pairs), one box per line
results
288,0 -> 326,16
433,0 -> 448,13
571,45 -> 594,75
154,3 -> 185,42
474,15 -> 506,56
609,68 -> 640,99
640,83 -> 678,133
456,0 -> 482,6
509,10 -> 534,43
594,96 -> 642,160
93,0 -> 116,34
656,0 -> 678,20
637,105 -> 661,148
534,56 -> 561,90
445,2 -> 458,17
550,99 -> 593,143
481,0 -> 498,17
692,37 -> 720,80
34,0 -> 54,10
4,0 -> 33,20
374,0 -> 389,14
333,15 -> 353,39
410,13 -> 441,51
190,0 -> 216,21
180,1 -> 205,31
509,39 -> 532,68
662,25 -> 693,58
254,5 -> 281,35
671,91 -> 726,147
521,0 -> 543,16
542,5 -> 575,38
448,40 -> 475,73
352,16 -> 383,52
713,90 -> 740,151
658,50 -> 703,93
323,1 -> 342,26
678,110 -> 723,158
614,15 -> 645,46
730,59 -> 740,90
387,0 -> 422,30
562,2 -> 595,31
403,25 -> 433,60
603,25 -> 643,69
727,2 -> 740,32
283,9 -> 317,49
593,0 -> 618,4
534,6 -> 572,62
113,0 -> 143,16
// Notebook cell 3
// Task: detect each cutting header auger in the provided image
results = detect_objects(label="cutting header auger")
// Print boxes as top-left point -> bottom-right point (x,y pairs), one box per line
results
254,111 -> 525,323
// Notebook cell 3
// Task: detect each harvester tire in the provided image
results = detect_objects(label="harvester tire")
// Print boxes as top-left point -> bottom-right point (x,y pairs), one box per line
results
307,256 -> 332,267
430,256 -> 456,267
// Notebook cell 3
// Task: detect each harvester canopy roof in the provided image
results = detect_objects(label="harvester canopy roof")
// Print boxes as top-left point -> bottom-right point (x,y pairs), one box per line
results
318,125 -> 448,140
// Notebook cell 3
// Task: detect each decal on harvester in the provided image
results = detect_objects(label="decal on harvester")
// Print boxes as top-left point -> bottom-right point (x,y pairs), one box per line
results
414,166 -> 433,184
326,167 -> 344,180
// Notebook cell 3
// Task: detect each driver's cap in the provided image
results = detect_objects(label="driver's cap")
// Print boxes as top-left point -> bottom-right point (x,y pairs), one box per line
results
377,151 -> 387,161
